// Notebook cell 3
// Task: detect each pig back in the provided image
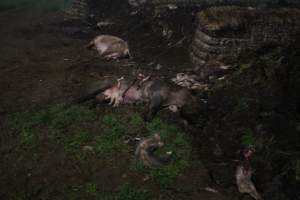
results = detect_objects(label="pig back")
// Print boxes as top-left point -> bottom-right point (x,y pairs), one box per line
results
141,80 -> 171,101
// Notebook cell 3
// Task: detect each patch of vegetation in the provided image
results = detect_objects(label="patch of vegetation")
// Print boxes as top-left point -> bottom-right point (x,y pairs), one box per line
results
10,109 -> 49,146
241,128 -> 256,147
10,106 -> 191,192
85,182 -> 98,196
62,130 -> 91,159
48,104 -> 96,130
68,182 -> 156,200
103,184 -> 155,200
129,113 -> 144,128
9,104 -> 96,150
93,115 -> 128,154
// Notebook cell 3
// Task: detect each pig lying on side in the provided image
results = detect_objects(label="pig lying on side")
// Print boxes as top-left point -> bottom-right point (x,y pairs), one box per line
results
96,74 -> 201,121
86,35 -> 130,60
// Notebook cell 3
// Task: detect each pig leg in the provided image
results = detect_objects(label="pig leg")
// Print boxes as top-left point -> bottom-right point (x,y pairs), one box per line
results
144,95 -> 163,121
104,52 -> 121,60
96,93 -> 108,103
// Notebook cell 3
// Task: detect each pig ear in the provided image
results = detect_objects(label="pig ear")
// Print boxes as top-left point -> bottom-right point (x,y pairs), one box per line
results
117,76 -> 124,88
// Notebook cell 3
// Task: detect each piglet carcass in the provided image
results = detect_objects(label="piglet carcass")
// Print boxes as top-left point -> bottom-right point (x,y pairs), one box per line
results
86,35 -> 130,60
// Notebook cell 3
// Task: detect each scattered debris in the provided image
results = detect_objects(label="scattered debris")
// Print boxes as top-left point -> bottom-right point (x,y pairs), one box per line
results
171,72 -> 208,90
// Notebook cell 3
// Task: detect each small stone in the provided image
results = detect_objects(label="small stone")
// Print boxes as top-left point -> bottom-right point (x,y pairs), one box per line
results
155,64 -> 162,70
82,145 -> 94,151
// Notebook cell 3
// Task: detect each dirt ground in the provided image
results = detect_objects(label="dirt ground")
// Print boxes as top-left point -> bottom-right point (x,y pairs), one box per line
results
0,3 -> 299,200
0,7 -> 231,200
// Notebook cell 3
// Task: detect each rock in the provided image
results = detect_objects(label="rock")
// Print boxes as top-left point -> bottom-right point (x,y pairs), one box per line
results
155,64 -> 163,70
82,145 -> 94,151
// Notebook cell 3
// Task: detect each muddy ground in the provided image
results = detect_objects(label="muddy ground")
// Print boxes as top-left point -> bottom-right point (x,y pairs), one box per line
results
0,3 -> 299,200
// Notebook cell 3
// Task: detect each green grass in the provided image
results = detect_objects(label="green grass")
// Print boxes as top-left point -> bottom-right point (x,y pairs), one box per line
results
103,184 -> 155,200
241,128 -> 256,147
93,115 -> 128,154
85,182 -> 98,196
9,105 -> 192,191
129,113 -> 144,128
9,104 -> 96,151
68,182 -> 156,200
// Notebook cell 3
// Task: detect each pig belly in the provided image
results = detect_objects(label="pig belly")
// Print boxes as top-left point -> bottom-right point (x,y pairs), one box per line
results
123,87 -> 142,103
95,43 -> 108,55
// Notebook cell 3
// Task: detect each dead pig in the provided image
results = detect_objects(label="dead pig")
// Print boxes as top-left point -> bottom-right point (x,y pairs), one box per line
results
138,77 -> 200,121
86,35 -> 130,60
96,74 -> 201,122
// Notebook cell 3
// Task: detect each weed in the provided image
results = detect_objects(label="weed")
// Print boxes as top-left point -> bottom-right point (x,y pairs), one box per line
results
85,182 -> 98,196
241,128 -> 256,147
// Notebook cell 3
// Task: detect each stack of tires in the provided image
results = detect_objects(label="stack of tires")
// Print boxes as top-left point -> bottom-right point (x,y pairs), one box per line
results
190,6 -> 300,73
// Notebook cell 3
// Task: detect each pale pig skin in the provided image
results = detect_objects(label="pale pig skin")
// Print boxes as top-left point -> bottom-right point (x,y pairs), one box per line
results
86,35 -> 130,60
